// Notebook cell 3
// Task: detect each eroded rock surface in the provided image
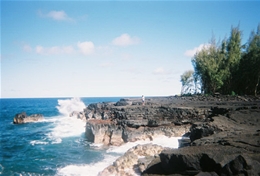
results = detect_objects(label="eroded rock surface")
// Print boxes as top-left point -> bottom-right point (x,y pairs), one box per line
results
144,145 -> 260,176
98,144 -> 164,176
93,95 -> 260,175
141,96 -> 260,175
13,112 -> 44,124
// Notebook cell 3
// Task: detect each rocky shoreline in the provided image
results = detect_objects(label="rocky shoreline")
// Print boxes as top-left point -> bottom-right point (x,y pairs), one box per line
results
82,97 -> 211,146
12,95 -> 260,175
75,95 -> 260,175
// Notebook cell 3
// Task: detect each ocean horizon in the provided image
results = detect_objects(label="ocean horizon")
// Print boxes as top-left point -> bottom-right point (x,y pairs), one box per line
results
0,97 -> 180,176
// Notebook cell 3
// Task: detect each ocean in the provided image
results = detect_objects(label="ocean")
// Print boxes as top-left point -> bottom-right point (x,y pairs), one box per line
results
0,97 -> 180,176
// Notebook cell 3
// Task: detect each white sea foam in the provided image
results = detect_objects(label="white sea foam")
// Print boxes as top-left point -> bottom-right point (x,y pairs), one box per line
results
30,140 -> 48,146
55,98 -> 181,176
44,98 -> 87,144
57,155 -> 117,176
30,115 -> 86,145
57,136 -> 181,176
0,164 -> 4,175
89,143 -> 105,148
152,135 -> 181,148
56,97 -> 86,116
107,136 -> 181,154
49,116 -> 85,138
46,116 -> 85,144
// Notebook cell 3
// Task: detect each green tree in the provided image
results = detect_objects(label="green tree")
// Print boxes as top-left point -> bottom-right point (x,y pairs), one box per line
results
180,24 -> 260,96
223,26 -> 243,94
180,70 -> 194,95
237,24 -> 260,95
192,40 -> 226,94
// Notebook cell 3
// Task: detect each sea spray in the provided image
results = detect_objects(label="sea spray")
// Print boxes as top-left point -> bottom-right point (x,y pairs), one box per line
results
57,136 -> 181,176
107,135 -> 181,154
0,97 -> 121,176
57,155 -> 118,176
56,97 -> 86,116
48,98 -> 87,143
30,98 -> 87,145
1,97 -> 183,176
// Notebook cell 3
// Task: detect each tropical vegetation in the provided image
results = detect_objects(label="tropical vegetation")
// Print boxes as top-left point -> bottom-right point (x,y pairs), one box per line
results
181,24 -> 260,96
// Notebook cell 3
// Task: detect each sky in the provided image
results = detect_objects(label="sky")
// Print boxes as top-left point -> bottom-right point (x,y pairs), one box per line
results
1,1 -> 260,98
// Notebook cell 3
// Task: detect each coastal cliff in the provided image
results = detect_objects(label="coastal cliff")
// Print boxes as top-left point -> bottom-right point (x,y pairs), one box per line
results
82,97 -> 210,146
73,95 -> 260,175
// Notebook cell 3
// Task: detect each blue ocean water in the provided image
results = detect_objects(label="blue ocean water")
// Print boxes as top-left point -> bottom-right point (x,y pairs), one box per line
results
0,97 -> 180,176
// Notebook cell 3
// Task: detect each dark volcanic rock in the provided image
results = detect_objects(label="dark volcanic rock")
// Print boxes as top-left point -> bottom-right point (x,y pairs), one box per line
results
69,111 -> 86,121
84,102 -> 114,120
13,112 -> 44,124
189,122 -> 221,142
115,98 -> 133,106
84,98 -> 205,145
85,119 -> 124,146
95,95 -> 260,175
140,96 -> 260,176
144,145 -> 260,176
84,95 -> 260,147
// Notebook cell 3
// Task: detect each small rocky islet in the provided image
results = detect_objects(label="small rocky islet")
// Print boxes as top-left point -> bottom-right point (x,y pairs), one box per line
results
14,95 -> 260,175
13,112 -> 44,124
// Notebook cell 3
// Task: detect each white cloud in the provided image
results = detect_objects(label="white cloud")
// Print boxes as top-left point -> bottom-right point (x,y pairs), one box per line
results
77,41 -> 95,55
153,67 -> 171,75
184,43 -> 210,57
30,42 -> 95,56
47,11 -> 67,20
39,10 -> 74,22
35,45 -> 75,55
112,33 -> 140,46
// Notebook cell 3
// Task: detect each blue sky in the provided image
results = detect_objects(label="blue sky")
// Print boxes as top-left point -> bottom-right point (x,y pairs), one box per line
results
1,1 -> 260,98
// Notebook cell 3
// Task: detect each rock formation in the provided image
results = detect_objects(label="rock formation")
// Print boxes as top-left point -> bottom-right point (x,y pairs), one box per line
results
83,98 -> 201,146
98,144 -> 164,176
13,112 -> 44,124
69,111 -> 86,121
145,144 -> 260,175
142,96 -> 260,175
91,95 -> 260,175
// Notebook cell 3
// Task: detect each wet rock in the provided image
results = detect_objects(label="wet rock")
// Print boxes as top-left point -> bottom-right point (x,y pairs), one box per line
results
85,119 -> 124,146
84,102 -> 113,120
98,144 -> 164,176
13,112 -> 44,124
178,137 -> 191,148
69,111 -> 86,121
88,95 -> 260,175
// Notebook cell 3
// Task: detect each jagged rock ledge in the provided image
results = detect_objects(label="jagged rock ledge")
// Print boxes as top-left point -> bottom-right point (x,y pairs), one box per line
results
77,96 -> 260,146
81,97 -> 212,146
98,143 -> 165,176
75,95 -> 260,175
13,112 -> 44,124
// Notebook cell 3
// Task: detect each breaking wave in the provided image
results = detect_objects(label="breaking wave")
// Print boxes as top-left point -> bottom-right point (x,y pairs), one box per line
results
57,136 -> 181,176
56,97 -> 86,116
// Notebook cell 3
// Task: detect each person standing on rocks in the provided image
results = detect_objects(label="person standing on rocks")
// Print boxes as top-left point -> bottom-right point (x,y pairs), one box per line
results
142,95 -> 145,106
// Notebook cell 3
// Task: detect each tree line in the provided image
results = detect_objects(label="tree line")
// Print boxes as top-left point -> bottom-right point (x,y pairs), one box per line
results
181,24 -> 260,96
